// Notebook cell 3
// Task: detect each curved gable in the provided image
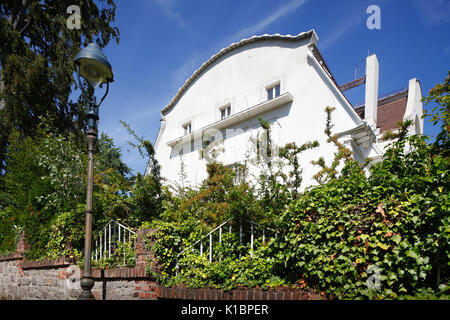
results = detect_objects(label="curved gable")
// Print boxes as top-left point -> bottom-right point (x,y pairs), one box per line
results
161,30 -> 318,116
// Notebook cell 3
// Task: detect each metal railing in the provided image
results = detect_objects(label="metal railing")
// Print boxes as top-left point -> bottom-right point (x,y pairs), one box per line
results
175,218 -> 277,274
92,220 -> 136,266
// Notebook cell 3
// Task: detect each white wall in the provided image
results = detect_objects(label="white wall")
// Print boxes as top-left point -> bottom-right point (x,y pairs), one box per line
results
153,39 -> 366,189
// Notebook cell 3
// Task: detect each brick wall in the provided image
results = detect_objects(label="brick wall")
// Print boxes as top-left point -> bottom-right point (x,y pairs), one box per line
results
0,230 -> 328,300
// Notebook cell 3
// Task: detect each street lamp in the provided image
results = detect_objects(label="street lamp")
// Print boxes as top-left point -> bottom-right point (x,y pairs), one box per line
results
74,43 -> 113,300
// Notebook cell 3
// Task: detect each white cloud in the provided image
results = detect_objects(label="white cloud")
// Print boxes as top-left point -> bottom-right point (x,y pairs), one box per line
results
171,52 -> 204,89
224,0 -> 309,45
144,0 -> 195,34
167,0 -> 310,108
318,20 -> 356,51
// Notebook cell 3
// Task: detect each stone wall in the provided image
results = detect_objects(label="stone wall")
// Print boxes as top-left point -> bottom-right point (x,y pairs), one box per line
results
0,257 -> 80,300
0,230 -> 158,300
0,230 -> 327,300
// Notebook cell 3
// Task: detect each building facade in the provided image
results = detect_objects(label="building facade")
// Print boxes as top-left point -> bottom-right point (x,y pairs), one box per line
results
149,29 -> 423,189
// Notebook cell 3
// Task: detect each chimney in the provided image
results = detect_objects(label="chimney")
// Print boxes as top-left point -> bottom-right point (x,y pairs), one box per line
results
364,54 -> 379,131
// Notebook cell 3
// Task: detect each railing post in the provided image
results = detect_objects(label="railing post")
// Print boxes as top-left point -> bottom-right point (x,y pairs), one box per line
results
250,223 -> 254,259
123,226 -> 126,265
100,236 -> 102,260
113,222 -> 116,252
200,238 -> 203,257
239,218 -> 242,245
209,233 -> 212,263
104,228 -> 106,257
219,227 -> 222,243
239,218 -> 242,260
108,223 -> 111,258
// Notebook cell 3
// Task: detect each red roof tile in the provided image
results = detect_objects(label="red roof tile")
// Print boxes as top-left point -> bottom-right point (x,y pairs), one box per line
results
354,90 -> 408,132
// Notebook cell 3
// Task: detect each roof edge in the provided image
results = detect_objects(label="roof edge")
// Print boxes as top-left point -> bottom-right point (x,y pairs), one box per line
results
160,29 -> 317,116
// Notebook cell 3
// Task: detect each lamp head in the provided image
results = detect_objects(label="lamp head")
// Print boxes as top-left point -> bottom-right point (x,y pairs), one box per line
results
74,43 -> 113,88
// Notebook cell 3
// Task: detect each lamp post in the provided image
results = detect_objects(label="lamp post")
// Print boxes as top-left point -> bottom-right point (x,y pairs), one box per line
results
73,43 -> 113,300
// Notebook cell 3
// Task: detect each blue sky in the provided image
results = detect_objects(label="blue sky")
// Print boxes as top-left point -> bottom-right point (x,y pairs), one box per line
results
93,0 -> 450,174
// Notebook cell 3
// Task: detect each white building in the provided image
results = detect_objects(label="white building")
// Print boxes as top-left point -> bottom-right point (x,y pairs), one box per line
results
149,29 -> 423,188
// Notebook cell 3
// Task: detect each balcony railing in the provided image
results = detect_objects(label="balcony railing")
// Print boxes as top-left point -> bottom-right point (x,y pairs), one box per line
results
175,218 -> 277,274
92,220 -> 136,266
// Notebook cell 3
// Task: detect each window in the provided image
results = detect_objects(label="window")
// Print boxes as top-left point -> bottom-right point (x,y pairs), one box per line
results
183,122 -> 192,135
220,105 -> 231,120
267,83 -> 280,100
227,163 -> 242,184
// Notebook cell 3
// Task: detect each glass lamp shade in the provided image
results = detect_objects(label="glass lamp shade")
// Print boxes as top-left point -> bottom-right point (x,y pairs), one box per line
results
74,43 -> 113,88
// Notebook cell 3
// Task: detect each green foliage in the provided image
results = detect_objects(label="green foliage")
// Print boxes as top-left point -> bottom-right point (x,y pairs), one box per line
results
311,106 -> 358,184
0,206 -> 22,254
90,238 -> 136,269
96,132 -> 131,177
275,133 -> 449,299
0,0 -> 120,172
0,118 -> 158,262
119,120 -> 165,222
145,76 -> 449,299
45,206 -> 85,261
147,222 -> 282,291
1,122 -> 86,259
422,71 -> 449,156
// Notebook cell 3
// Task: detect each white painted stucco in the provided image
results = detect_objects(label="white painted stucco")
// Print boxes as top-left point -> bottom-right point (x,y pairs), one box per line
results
149,30 -> 422,189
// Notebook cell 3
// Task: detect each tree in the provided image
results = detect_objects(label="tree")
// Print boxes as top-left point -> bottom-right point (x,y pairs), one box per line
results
120,120 -> 165,222
422,71 -> 449,156
0,121 -> 86,258
96,132 -> 131,177
0,0 -> 120,173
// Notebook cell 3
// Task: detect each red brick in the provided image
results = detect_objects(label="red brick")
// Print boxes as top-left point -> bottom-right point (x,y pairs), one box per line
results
310,293 -> 320,300
185,288 -> 192,300
301,292 -> 310,300
269,291 -> 276,300
285,290 -> 293,300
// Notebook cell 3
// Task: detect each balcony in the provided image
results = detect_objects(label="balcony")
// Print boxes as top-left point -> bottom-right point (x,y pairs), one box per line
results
167,92 -> 293,147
